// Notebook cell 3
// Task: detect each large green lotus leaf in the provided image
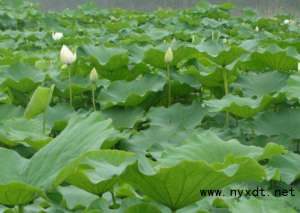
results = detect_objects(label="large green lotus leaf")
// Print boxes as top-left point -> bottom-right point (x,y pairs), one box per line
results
172,46 -> 200,65
176,197 -> 215,213
105,21 -> 131,34
213,46 -> 246,67
122,157 -> 265,210
67,150 -> 136,195
126,44 -> 152,64
52,75 -> 91,95
124,132 -> 274,209
281,73 -> 300,101
286,189 -> 300,211
241,46 -> 300,73
0,63 -> 45,92
171,69 -> 202,90
195,40 -> 226,57
129,126 -> 191,156
0,117 -> 51,149
267,152 -> 300,184
146,102 -> 207,130
0,183 -> 41,207
87,197 -> 168,213
0,92 -> 9,104
21,198 -> 52,213
160,131 -> 286,165
102,107 -> 144,130
125,132 -> 287,210
124,203 -> 162,213
205,95 -> 272,118
232,71 -> 288,97
23,112 -> 116,189
45,104 -> 74,131
143,47 -> 165,69
183,63 -> 223,88
58,186 -> 98,210
144,28 -> 171,41
0,104 -> 23,122
253,108 -> 300,139
229,198 -> 297,213
179,53 -> 238,89
24,85 -> 54,119
79,45 -> 128,68
98,74 -> 165,109
0,113 -> 116,205
0,148 -> 41,205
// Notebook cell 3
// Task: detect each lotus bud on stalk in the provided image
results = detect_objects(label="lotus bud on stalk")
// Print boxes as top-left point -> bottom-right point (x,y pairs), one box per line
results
89,68 -> 98,111
164,47 -> 173,107
90,67 -> 98,83
60,45 -> 76,107
52,32 -> 63,41
164,47 -> 174,64
191,35 -> 195,43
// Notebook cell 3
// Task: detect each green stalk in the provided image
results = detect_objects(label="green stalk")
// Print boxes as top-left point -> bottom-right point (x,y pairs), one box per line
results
42,111 -> 46,134
222,68 -> 229,127
68,68 -> 73,107
109,191 -> 120,209
17,205 -> 24,213
167,63 -> 172,107
92,84 -> 96,111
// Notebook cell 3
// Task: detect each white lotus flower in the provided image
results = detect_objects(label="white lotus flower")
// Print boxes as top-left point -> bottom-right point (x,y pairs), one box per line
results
164,47 -> 173,64
60,45 -> 76,65
89,67 -> 98,83
283,19 -> 294,25
52,32 -> 63,41
298,62 -> 300,72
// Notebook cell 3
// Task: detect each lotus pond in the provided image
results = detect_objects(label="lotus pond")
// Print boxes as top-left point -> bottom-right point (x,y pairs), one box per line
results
0,0 -> 299,212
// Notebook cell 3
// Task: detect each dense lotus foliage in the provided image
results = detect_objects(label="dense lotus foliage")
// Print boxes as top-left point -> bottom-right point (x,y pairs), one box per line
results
0,0 -> 300,212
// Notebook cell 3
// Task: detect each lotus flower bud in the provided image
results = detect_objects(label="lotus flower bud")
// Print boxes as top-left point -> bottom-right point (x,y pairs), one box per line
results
298,62 -> 300,72
52,32 -> 63,41
255,26 -> 259,32
60,45 -> 76,65
191,35 -> 195,43
89,68 -> 98,83
164,47 -> 173,64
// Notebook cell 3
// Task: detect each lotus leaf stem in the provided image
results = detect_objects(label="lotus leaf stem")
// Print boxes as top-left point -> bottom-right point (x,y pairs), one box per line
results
68,68 -> 73,107
167,63 -> 172,107
222,68 -> 229,127
17,205 -> 24,213
92,84 -> 96,111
